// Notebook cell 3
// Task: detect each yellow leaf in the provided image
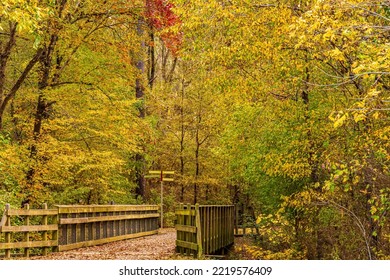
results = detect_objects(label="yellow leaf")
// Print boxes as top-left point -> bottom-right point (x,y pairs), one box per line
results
353,113 -> 366,123
334,113 -> 348,128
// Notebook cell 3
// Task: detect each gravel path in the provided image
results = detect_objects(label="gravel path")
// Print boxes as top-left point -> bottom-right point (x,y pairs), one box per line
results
30,228 -> 176,260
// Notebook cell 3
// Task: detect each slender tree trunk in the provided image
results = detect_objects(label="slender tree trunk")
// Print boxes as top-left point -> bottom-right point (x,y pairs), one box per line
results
148,30 -> 156,88
0,47 -> 44,131
194,125 -> 200,204
134,17 -> 146,199
301,52 -> 320,183
0,23 -> 18,109
24,34 -> 58,205
180,79 -> 186,201
0,23 -> 18,131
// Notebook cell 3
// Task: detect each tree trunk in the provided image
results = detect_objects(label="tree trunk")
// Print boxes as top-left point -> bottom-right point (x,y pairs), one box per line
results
180,79 -> 186,201
194,125 -> 200,204
24,35 -> 58,205
134,17 -> 146,199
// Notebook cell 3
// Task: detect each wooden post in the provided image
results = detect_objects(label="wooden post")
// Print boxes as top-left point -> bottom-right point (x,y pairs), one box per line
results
175,204 -> 181,254
24,203 -> 30,258
211,206 -> 215,254
195,204 -> 202,258
187,204 -> 191,255
4,204 -> 11,259
53,207 -> 59,252
43,203 -> 48,256
243,206 -> 247,236
203,206 -> 206,254
160,175 -> 164,229
235,205 -> 239,236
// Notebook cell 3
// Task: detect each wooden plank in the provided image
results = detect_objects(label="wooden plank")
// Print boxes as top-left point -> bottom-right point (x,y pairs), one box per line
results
0,212 -> 6,228
144,175 -> 160,178
206,206 -> 210,254
43,203 -> 48,256
52,211 -> 59,252
195,204 -> 203,258
4,204 -> 11,259
56,205 -> 159,214
24,203 -> 30,258
218,206 -> 222,250
148,171 -> 175,175
162,178 -> 174,182
176,240 -> 198,251
230,207 -> 234,244
175,203 -> 183,254
175,224 -> 197,233
7,209 -> 58,216
185,204 -> 191,255
59,213 -> 159,225
203,206 -> 207,254
199,205 -> 234,208
175,209 -> 196,216
58,230 -> 158,251
1,224 -> 58,233
0,240 -> 57,250
72,213 -> 77,244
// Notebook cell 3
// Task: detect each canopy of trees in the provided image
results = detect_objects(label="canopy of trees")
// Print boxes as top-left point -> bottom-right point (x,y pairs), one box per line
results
1,0 -> 389,259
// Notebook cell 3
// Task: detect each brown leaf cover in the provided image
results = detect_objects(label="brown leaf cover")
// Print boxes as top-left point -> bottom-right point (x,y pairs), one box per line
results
30,228 -> 176,260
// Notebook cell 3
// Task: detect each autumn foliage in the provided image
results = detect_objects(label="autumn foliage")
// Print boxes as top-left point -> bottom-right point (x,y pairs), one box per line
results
1,0 -> 389,260
145,0 -> 182,54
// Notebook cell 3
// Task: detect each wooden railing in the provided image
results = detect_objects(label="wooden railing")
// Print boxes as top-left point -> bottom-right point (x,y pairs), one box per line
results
57,205 -> 159,251
0,204 -> 159,258
0,204 -> 58,258
175,204 -> 234,258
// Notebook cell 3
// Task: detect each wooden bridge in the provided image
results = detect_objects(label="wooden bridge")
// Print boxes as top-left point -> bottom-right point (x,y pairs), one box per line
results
0,203 -> 159,258
175,204 -> 235,257
1,203 -> 247,259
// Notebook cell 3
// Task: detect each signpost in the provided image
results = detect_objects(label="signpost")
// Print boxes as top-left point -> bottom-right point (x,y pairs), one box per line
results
145,170 -> 174,229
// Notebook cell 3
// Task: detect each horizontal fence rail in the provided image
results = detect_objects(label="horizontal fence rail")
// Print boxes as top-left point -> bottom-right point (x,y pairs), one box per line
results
0,204 -> 159,259
175,204 -> 234,258
57,205 -> 159,251
0,204 -> 58,259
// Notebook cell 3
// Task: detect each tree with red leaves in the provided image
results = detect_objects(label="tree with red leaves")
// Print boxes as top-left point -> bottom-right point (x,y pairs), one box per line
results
145,0 -> 182,55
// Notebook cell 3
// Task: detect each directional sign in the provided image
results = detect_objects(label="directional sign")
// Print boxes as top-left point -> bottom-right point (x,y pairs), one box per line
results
148,170 -> 175,175
144,174 -> 160,178
145,170 -> 175,181
144,170 -> 174,229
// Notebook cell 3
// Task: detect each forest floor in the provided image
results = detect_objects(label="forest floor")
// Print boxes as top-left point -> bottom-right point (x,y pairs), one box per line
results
26,228 -> 254,260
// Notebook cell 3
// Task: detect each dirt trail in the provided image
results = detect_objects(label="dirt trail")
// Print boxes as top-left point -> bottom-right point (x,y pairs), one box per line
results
30,228 -> 176,260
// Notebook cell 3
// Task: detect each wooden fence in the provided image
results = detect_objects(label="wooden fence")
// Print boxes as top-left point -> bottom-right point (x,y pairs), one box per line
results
57,204 -> 159,251
0,204 -> 159,258
175,204 -> 234,258
0,204 -> 58,258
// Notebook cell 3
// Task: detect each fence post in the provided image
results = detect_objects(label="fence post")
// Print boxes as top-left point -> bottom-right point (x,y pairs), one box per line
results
235,205 -> 238,235
24,203 -> 30,258
176,203 -> 183,254
53,207 -> 59,252
4,204 -> 11,259
42,203 -> 48,256
186,203 -> 191,255
195,204 -> 202,258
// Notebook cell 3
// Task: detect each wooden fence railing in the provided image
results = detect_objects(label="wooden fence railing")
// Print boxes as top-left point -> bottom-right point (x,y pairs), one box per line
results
57,205 -> 159,251
0,204 -> 58,258
0,204 -> 159,258
175,204 -> 234,258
